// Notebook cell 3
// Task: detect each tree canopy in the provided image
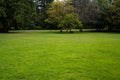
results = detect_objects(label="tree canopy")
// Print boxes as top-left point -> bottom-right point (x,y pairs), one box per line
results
0,0 -> 120,32
45,0 -> 82,32
0,0 -> 36,32
58,14 -> 83,32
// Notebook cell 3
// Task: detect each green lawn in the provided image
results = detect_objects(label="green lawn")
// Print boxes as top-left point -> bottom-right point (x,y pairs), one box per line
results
0,30 -> 120,80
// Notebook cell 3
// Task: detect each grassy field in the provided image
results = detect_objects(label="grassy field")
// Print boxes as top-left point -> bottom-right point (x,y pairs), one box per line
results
0,30 -> 120,80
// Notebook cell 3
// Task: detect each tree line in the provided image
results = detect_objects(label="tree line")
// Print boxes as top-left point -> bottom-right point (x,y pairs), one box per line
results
74,0 -> 120,31
0,0 -> 120,33
0,0 -> 53,32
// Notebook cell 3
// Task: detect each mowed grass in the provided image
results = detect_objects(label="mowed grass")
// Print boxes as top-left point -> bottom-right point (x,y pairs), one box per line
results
0,30 -> 120,80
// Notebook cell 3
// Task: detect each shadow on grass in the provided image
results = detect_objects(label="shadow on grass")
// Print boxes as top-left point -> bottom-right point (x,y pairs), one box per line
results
88,30 -> 120,34
0,29 -> 120,34
52,29 -> 120,34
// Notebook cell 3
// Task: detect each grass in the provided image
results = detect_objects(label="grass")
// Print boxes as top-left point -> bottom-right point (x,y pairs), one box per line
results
0,30 -> 120,80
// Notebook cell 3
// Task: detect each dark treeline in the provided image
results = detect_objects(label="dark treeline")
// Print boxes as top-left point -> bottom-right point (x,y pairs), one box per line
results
0,0 -> 120,33
0,0 -> 54,32
74,0 -> 120,31
0,0 -> 36,32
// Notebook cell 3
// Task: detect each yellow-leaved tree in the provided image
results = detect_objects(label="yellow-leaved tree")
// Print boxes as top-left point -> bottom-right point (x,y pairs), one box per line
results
45,0 -> 83,32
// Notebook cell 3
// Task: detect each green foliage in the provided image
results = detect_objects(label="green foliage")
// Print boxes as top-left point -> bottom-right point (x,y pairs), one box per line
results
104,0 -> 120,31
74,0 -> 112,30
0,0 -> 36,32
0,8 -> 7,17
35,26 -> 41,30
45,1 -> 65,25
73,0 -> 95,24
34,0 -> 54,29
97,0 -> 110,10
45,0 -> 78,31
58,14 -> 83,32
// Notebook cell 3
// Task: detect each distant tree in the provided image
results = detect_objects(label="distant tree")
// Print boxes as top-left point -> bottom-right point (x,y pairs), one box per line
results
34,0 -> 54,29
73,0 -> 92,24
45,0 -> 82,32
58,14 -> 83,32
45,1 -> 65,26
73,0 -> 111,31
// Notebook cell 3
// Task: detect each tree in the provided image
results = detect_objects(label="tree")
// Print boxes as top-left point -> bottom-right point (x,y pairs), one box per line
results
58,14 -> 83,32
73,0 -> 92,24
73,0 -> 111,31
45,0 -> 81,32
0,0 -> 36,32
34,0 -> 54,29
104,0 -> 120,31
45,1 -> 66,26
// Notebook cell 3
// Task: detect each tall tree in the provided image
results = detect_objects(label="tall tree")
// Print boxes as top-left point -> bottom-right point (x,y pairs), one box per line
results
73,0 -> 91,24
58,14 -> 83,32
34,0 -> 54,29
104,0 -> 120,31
0,0 -> 36,32
74,0 -> 111,31
45,0 -> 80,32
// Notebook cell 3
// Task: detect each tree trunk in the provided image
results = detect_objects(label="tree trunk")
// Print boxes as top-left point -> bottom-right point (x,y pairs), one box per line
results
66,28 -> 68,32
79,28 -> 83,32
69,28 -> 72,33
108,26 -> 112,31
0,18 -> 9,33
96,25 -> 99,32
0,23 -> 9,33
60,29 -> 62,32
